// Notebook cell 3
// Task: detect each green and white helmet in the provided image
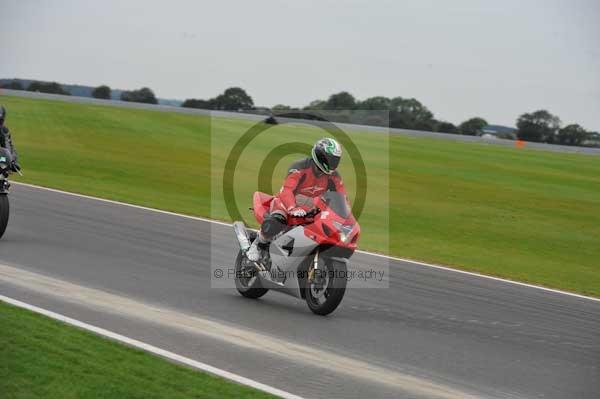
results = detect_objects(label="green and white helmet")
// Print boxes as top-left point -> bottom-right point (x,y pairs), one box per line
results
311,137 -> 342,174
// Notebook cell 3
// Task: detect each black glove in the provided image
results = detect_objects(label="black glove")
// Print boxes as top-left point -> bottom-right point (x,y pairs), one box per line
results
11,161 -> 20,172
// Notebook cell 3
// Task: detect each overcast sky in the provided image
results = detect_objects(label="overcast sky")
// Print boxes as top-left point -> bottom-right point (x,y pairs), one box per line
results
2,0 -> 599,129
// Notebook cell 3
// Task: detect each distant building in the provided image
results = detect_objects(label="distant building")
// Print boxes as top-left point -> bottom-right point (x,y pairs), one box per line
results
480,125 -> 518,140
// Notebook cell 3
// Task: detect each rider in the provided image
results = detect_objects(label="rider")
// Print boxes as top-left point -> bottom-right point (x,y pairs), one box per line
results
0,105 -> 20,172
247,137 -> 347,262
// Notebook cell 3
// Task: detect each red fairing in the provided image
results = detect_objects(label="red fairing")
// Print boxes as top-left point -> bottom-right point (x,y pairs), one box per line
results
252,191 -> 360,251
301,196 -> 360,250
252,192 -> 273,224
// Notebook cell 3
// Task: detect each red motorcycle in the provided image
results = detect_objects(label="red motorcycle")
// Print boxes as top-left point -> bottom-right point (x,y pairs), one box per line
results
232,190 -> 360,315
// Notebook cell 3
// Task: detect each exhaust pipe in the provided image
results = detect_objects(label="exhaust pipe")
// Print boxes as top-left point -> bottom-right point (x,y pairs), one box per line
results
233,221 -> 251,252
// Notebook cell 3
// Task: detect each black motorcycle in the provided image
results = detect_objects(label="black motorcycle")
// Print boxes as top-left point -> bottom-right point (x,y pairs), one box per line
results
0,148 -> 18,239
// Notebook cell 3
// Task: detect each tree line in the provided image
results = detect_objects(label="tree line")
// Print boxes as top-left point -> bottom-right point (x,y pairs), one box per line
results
92,85 -> 158,104
1,80 -> 158,104
181,88 -> 598,147
2,79 -> 597,147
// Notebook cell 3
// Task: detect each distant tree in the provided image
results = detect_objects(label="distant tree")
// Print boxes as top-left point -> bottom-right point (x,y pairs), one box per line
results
212,87 -> 253,111
272,104 -> 292,111
413,119 -> 438,131
437,121 -> 458,134
516,110 -> 561,143
119,90 -> 131,102
1,80 -> 24,90
92,85 -> 111,99
324,91 -> 356,110
458,117 -> 488,135
205,98 -> 219,109
120,87 -> 158,104
358,96 -> 391,110
304,99 -> 326,110
27,81 -> 70,95
182,98 -> 209,109
557,124 -> 589,146
389,97 -> 435,130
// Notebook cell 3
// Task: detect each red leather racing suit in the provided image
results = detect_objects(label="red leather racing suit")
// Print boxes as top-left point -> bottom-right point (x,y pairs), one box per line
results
270,158 -> 347,220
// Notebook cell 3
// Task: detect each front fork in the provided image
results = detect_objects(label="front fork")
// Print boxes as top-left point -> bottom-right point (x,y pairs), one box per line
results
308,248 -> 320,283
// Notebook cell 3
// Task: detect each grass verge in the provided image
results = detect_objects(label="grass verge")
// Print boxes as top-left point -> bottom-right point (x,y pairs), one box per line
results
2,94 -> 600,296
0,299 -> 275,399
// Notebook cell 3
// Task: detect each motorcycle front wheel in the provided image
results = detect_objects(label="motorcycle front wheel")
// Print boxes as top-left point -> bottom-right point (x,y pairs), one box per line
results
0,194 -> 9,240
305,257 -> 347,316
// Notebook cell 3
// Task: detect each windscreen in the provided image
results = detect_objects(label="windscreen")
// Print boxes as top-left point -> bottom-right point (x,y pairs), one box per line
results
321,191 -> 351,219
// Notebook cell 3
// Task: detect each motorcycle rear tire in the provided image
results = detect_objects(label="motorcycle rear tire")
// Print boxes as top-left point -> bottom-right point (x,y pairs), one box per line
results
234,233 -> 269,299
0,194 -> 9,240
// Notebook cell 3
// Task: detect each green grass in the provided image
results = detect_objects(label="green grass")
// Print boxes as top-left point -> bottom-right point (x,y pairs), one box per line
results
0,300 -> 275,399
2,94 -> 600,296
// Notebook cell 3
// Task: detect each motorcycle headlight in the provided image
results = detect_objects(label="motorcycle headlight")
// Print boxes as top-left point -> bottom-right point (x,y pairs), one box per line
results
333,221 -> 354,243
340,232 -> 350,243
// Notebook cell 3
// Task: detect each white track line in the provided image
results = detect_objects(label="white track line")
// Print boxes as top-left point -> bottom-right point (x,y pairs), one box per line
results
0,294 -> 303,399
12,181 -> 600,303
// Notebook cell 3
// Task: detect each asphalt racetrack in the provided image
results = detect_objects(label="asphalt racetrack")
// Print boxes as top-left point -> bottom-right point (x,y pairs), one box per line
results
1,184 -> 599,398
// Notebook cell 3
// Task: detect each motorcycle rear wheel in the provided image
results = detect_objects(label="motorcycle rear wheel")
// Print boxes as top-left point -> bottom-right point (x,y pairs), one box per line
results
234,233 -> 269,299
305,258 -> 347,316
0,194 -> 9,240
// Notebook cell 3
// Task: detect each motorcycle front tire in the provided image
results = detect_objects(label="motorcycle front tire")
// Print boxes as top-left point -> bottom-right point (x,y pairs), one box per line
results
0,194 -> 9,240
305,258 -> 347,316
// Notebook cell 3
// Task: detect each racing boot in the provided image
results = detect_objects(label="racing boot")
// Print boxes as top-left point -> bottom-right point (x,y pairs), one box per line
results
246,235 -> 268,262
247,213 -> 285,262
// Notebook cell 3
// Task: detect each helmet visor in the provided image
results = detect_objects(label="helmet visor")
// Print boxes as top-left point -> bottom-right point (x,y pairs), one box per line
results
325,153 -> 340,171
316,150 -> 340,173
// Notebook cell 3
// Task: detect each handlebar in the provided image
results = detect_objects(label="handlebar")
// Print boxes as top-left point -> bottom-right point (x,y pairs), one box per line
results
0,165 -> 21,177
288,207 -> 320,227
